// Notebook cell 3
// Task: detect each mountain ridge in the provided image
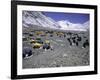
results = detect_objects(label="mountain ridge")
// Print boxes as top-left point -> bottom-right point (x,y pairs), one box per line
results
22,11 -> 89,31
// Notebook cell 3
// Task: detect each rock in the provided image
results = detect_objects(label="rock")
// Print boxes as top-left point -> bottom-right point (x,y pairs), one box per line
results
62,54 -> 68,57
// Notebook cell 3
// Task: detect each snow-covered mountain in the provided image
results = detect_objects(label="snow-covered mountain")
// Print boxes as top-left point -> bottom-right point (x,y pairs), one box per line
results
23,11 -> 89,31
57,20 -> 89,31
22,11 -> 61,29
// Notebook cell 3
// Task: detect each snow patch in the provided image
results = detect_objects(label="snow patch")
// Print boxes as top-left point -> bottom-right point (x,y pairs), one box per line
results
57,20 -> 89,31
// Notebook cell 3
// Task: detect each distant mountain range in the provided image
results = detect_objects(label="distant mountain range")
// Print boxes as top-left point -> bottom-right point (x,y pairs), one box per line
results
22,11 -> 89,31
57,20 -> 89,31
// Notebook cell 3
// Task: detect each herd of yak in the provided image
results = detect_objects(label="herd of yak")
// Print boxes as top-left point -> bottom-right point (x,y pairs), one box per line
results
23,30 -> 89,59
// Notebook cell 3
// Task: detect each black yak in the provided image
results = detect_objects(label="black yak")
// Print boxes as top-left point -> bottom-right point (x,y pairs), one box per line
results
82,40 -> 89,48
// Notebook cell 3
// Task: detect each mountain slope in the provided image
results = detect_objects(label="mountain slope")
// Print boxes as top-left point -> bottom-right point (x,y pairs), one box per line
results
22,11 -> 61,29
57,20 -> 89,31
22,11 -> 89,31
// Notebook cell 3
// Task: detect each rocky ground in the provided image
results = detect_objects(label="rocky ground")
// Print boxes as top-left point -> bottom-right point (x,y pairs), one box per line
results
22,29 -> 89,69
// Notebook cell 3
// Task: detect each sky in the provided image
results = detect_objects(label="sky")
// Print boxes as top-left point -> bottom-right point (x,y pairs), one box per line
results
43,11 -> 89,24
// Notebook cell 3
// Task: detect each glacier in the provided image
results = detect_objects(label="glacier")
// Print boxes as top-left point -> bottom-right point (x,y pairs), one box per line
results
57,20 -> 89,31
